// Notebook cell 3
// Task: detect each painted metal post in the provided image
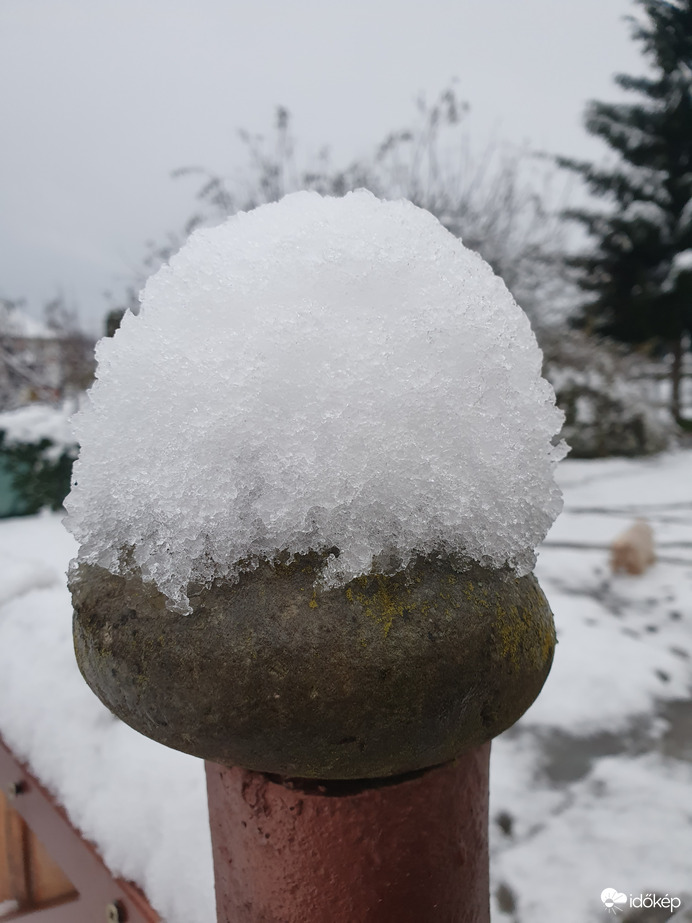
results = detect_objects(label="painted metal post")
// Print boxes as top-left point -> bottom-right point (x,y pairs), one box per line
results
205,749 -> 490,923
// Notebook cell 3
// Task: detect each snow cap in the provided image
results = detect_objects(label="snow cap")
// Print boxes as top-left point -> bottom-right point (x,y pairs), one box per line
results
65,190 -> 566,613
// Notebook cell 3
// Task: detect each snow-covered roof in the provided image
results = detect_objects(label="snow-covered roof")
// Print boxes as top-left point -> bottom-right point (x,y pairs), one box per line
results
1,450 -> 692,921
0,303 -> 55,340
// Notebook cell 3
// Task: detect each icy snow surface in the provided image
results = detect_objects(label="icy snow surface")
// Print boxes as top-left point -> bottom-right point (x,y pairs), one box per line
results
65,190 -> 565,613
1,450 -> 691,922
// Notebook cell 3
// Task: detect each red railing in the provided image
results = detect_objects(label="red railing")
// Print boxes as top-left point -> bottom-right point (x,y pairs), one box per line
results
0,735 -> 158,923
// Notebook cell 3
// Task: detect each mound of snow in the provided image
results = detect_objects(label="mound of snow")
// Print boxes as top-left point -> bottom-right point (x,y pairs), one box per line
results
66,190 -> 565,613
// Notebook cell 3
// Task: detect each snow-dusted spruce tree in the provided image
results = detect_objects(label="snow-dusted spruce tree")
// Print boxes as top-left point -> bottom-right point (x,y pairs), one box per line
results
559,0 -> 692,423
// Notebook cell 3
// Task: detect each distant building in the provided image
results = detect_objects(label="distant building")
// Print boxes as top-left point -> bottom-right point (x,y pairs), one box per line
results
0,302 -> 95,411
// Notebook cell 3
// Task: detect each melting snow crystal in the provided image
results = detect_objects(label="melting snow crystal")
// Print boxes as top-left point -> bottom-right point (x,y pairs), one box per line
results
66,190 -> 566,613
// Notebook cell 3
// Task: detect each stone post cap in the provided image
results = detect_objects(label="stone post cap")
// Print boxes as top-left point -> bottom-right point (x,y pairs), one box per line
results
71,553 -> 555,779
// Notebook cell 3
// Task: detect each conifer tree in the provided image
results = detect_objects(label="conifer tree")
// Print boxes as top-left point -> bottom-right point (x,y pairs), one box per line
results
560,0 -> 692,422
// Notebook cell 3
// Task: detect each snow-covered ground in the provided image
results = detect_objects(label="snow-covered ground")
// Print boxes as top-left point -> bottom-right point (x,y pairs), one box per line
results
0,449 -> 691,922
492,449 -> 692,922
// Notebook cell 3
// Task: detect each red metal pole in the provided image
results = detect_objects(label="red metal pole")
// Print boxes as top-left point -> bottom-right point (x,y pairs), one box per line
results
206,745 -> 490,923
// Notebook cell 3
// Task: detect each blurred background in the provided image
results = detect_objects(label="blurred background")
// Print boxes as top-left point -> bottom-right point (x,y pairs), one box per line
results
0,2 -> 691,921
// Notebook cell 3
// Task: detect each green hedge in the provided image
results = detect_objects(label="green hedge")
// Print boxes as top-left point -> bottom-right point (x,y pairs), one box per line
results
0,431 -> 76,517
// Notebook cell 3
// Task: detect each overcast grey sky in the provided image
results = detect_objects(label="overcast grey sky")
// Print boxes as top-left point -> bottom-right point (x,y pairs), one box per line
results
0,0 -> 643,334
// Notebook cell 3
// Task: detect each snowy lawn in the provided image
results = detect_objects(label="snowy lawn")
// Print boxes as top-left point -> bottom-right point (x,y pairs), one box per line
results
491,449 -> 692,921
0,449 -> 690,922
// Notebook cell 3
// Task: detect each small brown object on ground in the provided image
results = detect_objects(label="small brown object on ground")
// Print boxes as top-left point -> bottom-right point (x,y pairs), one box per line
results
610,519 -> 656,575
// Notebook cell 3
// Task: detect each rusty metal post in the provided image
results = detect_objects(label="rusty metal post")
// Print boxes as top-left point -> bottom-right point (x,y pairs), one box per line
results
205,748 -> 490,923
